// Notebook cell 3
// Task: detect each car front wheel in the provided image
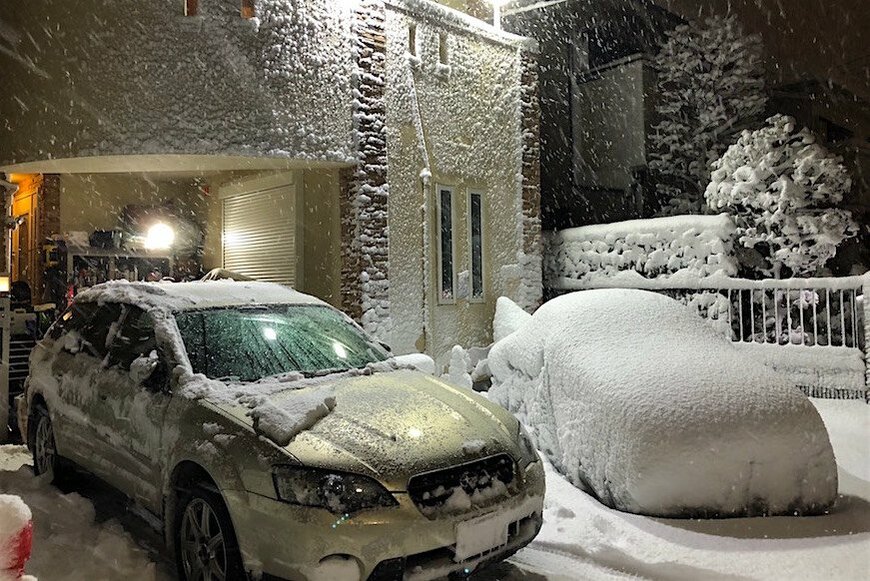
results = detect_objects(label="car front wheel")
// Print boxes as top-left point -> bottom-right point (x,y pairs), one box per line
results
175,487 -> 245,581
29,404 -> 64,482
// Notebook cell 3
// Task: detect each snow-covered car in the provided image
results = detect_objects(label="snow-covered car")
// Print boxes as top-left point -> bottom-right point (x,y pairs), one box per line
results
19,281 -> 544,581
489,289 -> 837,518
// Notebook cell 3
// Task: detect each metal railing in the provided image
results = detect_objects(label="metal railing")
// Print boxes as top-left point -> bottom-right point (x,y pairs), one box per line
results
549,274 -> 869,400
550,275 -> 866,348
724,285 -> 863,349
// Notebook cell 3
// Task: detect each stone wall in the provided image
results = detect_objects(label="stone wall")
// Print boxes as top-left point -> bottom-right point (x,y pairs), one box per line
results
518,51 -> 544,312
341,0 -> 392,339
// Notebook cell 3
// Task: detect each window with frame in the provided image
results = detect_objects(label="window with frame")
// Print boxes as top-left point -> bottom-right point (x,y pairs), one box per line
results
438,33 -> 449,65
469,191 -> 484,301
184,0 -> 198,16
408,23 -> 418,56
437,186 -> 455,302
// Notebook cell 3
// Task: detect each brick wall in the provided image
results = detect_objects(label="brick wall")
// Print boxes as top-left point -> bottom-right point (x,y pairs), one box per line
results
518,50 -> 543,311
340,0 -> 391,339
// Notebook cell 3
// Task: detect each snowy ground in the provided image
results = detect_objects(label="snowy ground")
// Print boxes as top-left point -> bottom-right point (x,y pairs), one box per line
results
1,399 -> 867,580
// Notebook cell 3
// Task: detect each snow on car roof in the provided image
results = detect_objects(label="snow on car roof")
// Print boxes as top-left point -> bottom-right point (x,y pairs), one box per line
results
74,280 -> 327,312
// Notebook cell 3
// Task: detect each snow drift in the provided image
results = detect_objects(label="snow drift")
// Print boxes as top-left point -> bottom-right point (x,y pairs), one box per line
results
489,289 -> 838,517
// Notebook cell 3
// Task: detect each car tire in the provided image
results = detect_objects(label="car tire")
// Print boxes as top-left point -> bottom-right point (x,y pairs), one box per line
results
29,404 -> 66,483
175,485 -> 245,581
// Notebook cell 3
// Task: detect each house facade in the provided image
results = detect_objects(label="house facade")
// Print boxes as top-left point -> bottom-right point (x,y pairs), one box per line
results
0,0 -> 542,363
502,0 -> 680,229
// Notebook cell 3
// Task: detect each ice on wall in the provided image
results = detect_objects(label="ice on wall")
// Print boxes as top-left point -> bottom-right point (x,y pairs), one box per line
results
545,214 -> 739,286
0,0 -> 355,166
489,289 -> 838,517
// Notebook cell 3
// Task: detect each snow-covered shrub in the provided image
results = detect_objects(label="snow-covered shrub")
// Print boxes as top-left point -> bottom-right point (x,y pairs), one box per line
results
544,214 -> 738,285
706,115 -> 858,278
441,345 -> 473,389
489,289 -> 838,517
648,15 -> 766,216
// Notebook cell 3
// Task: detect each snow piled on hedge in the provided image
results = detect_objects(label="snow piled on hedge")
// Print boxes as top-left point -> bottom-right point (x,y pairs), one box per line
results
544,214 -> 738,287
489,289 -> 838,517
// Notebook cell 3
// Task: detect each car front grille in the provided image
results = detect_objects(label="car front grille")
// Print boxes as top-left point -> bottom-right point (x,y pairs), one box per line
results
408,454 -> 516,518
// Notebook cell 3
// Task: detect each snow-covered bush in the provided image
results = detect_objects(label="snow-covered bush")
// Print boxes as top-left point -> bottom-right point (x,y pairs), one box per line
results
706,115 -> 858,278
441,345 -> 473,389
544,214 -> 738,285
648,15 -> 766,216
489,289 -> 838,517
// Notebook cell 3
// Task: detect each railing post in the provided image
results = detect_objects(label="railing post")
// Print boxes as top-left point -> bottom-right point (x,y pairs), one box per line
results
863,278 -> 869,400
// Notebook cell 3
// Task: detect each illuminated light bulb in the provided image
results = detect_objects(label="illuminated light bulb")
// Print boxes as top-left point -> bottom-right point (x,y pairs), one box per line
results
144,222 -> 175,250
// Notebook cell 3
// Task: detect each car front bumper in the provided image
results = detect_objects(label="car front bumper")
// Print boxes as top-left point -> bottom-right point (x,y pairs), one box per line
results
226,460 -> 545,581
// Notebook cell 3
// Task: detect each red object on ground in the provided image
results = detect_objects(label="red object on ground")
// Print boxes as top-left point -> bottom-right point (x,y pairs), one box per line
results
2,519 -> 32,579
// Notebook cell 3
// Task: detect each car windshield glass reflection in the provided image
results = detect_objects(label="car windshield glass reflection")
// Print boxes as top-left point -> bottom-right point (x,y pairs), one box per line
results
175,305 -> 388,382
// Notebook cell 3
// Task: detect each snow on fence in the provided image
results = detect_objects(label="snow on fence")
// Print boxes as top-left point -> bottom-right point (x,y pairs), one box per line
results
549,274 -> 869,401
543,214 -> 739,285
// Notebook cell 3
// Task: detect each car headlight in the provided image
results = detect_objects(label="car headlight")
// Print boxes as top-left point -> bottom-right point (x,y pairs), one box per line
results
517,423 -> 540,467
272,466 -> 399,515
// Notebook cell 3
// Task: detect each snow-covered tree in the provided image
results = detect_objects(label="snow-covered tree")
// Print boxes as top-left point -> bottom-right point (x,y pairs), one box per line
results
648,15 -> 767,216
706,115 -> 858,278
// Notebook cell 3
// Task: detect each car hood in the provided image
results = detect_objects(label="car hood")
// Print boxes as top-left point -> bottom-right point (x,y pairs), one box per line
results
209,369 -> 519,490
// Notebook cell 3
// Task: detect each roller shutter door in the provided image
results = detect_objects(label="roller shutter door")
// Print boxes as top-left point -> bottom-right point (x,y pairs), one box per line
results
222,181 -> 296,285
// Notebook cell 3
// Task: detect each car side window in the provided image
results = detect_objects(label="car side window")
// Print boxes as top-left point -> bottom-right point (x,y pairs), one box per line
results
108,306 -> 158,370
49,302 -> 98,341
78,303 -> 124,359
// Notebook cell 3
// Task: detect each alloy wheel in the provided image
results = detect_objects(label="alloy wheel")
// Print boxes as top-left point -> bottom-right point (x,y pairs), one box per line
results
180,498 -> 228,581
34,414 -> 56,477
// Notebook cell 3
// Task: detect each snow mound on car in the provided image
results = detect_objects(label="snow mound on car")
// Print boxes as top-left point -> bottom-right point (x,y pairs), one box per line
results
489,289 -> 838,517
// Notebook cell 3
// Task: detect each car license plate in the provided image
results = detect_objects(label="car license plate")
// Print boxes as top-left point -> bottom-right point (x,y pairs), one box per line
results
454,511 -> 510,562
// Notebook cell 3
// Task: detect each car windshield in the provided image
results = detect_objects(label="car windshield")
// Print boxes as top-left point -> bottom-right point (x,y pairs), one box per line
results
174,305 -> 388,382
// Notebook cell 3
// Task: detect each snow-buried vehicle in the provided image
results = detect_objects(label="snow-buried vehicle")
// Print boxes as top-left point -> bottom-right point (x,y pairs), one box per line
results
489,289 -> 837,518
18,281 -> 544,581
